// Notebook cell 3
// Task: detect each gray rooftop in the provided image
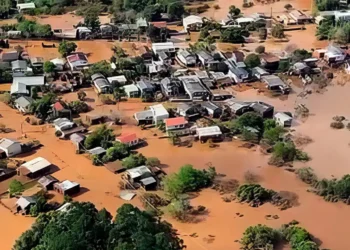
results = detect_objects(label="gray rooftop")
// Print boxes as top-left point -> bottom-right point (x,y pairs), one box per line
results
178,76 -> 208,93
12,60 -> 27,69
140,176 -> 157,186
261,75 -> 286,87
0,138 -> 20,149
88,147 -> 106,156
14,96 -> 33,108
196,51 -> 214,61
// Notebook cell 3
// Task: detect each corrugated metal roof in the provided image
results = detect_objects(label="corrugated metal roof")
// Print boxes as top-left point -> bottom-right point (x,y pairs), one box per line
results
0,138 -> 19,149
21,157 -> 51,174
196,126 -> 222,137
56,180 -> 79,191
126,165 -> 151,179
87,147 -> 106,155
16,196 -> 36,209
14,96 -> 33,108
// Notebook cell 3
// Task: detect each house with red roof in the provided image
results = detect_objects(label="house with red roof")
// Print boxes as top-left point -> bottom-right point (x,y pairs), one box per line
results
164,117 -> 190,136
52,101 -> 72,120
116,133 -> 140,147
66,52 -> 89,71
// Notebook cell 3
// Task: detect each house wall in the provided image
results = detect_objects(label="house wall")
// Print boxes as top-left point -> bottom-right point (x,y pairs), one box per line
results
6,143 -> 22,157
166,123 -> 187,131
166,128 -> 190,136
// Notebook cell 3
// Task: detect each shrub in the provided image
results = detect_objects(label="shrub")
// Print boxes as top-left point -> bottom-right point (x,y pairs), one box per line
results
122,153 -> 147,169
236,184 -> 274,204
241,224 -> 280,250
167,197 -> 191,221
236,112 -> 264,132
271,142 -> 297,163
330,121 -> 344,129
9,180 -> 24,196
146,157 -> 161,167
84,125 -> 115,149
69,100 -> 89,114
244,53 -> 261,68
281,225 -> 315,249
91,154 -> 102,166
263,126 -> 285,145
296,167 -> 317,185
255,45 -> 265,54
0,93 -> 11,104
271,24 -> 285,38
105,142 -> 130,162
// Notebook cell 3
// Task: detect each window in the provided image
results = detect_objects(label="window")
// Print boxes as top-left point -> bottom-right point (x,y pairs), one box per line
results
175,125 -> 179,128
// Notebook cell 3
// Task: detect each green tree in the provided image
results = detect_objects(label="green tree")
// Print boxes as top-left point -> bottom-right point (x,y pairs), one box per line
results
221,27 -> 248,43
84,7 -> 101,31
236,184 -> 274,204
68,100 -> 89,114
43,61 -> 55,73
263,126 -> 285,145
229,5 -> 241,18
236,112 -> 264,132
317,0 -> 339,11
30,93 -> 57,120
167,1 -> 185,21
167,197 -> 190,221
271,24 -> 285,38
122,153 -> 147,169
271,142 -> 297,163
84,124 -> 115,149
296,167 -> 318,185
113,87 -> 127,102
291,49 -> 312,63
9,180 -> 24,196
143,4 -> 162,21
281,225 -> 318,250
105,142 -> 130,161
85,60 -> 114,78
316,17 -> 334,40
58,40 -> 77,57
241,224 -> 280,250
146,157 -> 161,167
244,53 -> 261,68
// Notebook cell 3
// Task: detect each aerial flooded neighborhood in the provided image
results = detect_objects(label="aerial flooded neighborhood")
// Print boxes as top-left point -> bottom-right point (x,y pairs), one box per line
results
1,0 -> 350,249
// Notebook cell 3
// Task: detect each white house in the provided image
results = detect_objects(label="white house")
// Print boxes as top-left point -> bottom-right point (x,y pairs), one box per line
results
0,138 -> 22,157
150,104 -> 169,125
196,126 -> 222,141
17,2 -> 35,12
183,15 -> 203,32
107,75 -> 127,86
177,49 -> 197,67
164,116 -> 190,136
152,42 -> 175,56
122,84 -> 140,98
14,96 -> 34,114
274,112 -> 292,127
116,133 -> 140,147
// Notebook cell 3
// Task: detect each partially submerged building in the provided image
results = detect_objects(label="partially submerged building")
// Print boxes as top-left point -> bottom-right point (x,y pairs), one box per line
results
249,101 -> 274,118
66,53 -> 89,71
0,138 -> 22,158
196,126 -> 222,142
177,49 -> 197,67
16,196 -> 36,214
14,96 -> 34,114
164,116 -> 190,136
116,133 -> 140,147
122,84 -> 140,98
38,175 -> 59,191
152,42 -> 176,57
11,60 -> 33,77
201,101 -> 222,118
178,75 -> 210,101
91,73 -> 112,94
183,15 -> 203,32
260,53 -> 280,70
17,157 -> 51,178
261,75 -> 290,94
11,76 -> 46,96
274,112 -> 293,127
54,180 -> 80,196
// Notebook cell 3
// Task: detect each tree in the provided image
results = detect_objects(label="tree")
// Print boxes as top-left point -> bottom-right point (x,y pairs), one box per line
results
9,180 -> 24,196
85,60 -> 114,78
281,225 -> 316,250
83,7 -> 101,31
236,112 -> 264,132
221,27 -> 248,43
105,142 -> 130,161
58,40 -> 77,57
316,17 -> 334,40
122,153 -> 147,169
296,167 -> 318,185
30,93 -> 57,120
236,184 -> 274,204
317,0 -> 339,11
146,157 -> 161,167
167,197 -> 191,221
15,203 -> 183,250
113,87 -> 127,102
167,1 -> 185,21
291,49 -> 312,63
255,45 -> 265,54
278,60 -> 290,72
144,4 -> 162,21
68,100 -> 89,114
244,53 -> 261,68
84,124 -> 115,149
77,90 -> 87,101
241,224 -> 280,250
263,126 -> 285,145
271,24 -> 285,38
229,5 -> 241,18
43,61 -> 55,73
0,92 -> 11,104
271,142 -> 297,163
263,119 -> 276,131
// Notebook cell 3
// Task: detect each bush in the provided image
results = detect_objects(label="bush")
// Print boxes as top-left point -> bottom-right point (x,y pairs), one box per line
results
58,41 -> 77,57
278,60 -> 290,72
91,154 -> 102,166
0,93 -> 11,104
263,126 -> 285,145
244,53 -> 261,68
84,125 -> 115,149
167,197 -> 191,221
296,167 -> 317,185
9,180 -> 24,196
330,121 -> 344,129
241,225 -> 280,250
68,100 -> 89,114
236,184 -> 274,204
271,24 -> 285,38
255,45 -> 265,54
146,157 -> 161,167
284,3 -> 293,10
271,142 -> 297,163
122,153 -> 147,169
236,112 -> 264,132
281,225 -> 316,249
105,142 -> 130,162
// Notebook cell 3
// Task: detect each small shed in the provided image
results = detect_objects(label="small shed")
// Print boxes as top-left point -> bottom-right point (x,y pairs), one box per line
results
122,84 -> 140,98
70,133 -> 85,152
140,176 -> 157,190
201,102 -> 222,118
126,165 -> 152,183
38,175 -> 58,191
0,138 -> 22,157
54,180 -> 80,196
196,126 -> 222,142
16,196 -> 36,214
17,157 -> 51,178
87,147 -> 106,156
105,161 -> 126,174
249,101 -> 274,119
274,112 -> 293,127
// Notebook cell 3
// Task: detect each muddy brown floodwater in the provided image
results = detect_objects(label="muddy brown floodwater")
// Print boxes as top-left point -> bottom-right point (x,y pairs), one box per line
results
1,81 -> 350,249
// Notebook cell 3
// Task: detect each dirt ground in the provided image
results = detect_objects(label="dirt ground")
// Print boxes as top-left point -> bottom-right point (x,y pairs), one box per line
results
1,76 -> 350,249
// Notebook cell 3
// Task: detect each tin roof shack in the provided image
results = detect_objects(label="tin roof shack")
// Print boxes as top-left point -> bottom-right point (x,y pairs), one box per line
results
0,51 -> 19,62
325,45 -> 346,64
11,60 -> 33,77
211,72 -> 233,87
226,62 -> 249,83
140,176 -> 157,190
176,103 -> 203,120
70,133 -> 85,152
183,15 -> 203,32
14,96 -> 34,114
195,71 -> 214,89
87,147 -> 106,157
210,90 -> 233,101
261,75 -> 291,94
164,117 -> 190,136
201,102 -> 222,118
53,118 -> 85,138
67,53 -> 89,71
0,138 -> 22,158
177,49 -> 197,67
160,77 -> 183,97
291,62 -> 311,76
116,133 -> 140,147
249,101 -> 274,118
38,175 -> 58,191
52,101 -> 72,120
122,84 -> 140,98
178,75 -> 210,101
224,99 -> 253,116
16,196 -> 36,215
136,79 -> 155,97
274,112 -> 293,127
197,51 -> 215,68
107,75 -> 127,86
125,165 -> 152,183
91,73 -> 112,94
260,53 -> 280,70
152,42 -> 176,57
11,76 -> 45,95
30,57 -> 44,73
17,157 -> 51,178
289,10 -> 312,24
54,180 -> 80,196
105,161 -> 126,174
252,67 -> 269,80
196,126 -> 223,142
157,51 -> 172,65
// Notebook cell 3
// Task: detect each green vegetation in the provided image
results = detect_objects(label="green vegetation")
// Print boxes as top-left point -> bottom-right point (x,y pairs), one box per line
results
163,165 -> 216,199
270,141 -> 310,165
281,224 -> 319,250
68,100 -> 89,114
103,142 -> 130,162
146,157 -> 161,167
29,193 -> 47,217
236,112 -> 264,133
122,153 -> 147,169
314,175 -> 350,203
221,27 -> 248,43
316,0 -> 339,11
16,19 -> 52,38
84,124 -> 115,149
316,17 -> 334,40
244,53 -> 261,68
85,60 -> 114,78
14,202 -> 185,250
271,24 -> 285,38
228,5 -> 241,18
167,197 -> 191,221
236,184 -> 274,204
43,61 -> 56,73
263,126 -> 285,145
255,45 -> 265,54
9,180 -> 24,196
58,41 -> 77,57
241,224 -> 280,250
291,49 -> 312,63
0,0 -> 11,18
296,167 -> 318,185
30,93 -> 57,120
0,92 -> 11,104
83,6 -> 101,31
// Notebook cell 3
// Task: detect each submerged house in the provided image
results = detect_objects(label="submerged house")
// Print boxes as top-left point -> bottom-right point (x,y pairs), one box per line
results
12,60 -> 33,77
260,53 -> 280,70
249,101 -> 274,118
66,53 -> 89,71
178,75 -> 210,101
261,75 -> 290,94
201,102 -> 222,118
122,84 -> 140,98
196,126 -> 222,142
136,79 -> 155,97
164,116 -> 190,136
134,104 -> 169,125
183,15 -> 203,32
177,49 -> 197,66
0,138 -> 22,158
274,112 -> 293,127
17,157 -> 51,179
38,175 -> 59,191
11,76 -> 45,96
116,133 -> 140,147
54,180 -> 80,196
91,73 -> 112,94
14,96 -> 34,114
16,196 -> 36,214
